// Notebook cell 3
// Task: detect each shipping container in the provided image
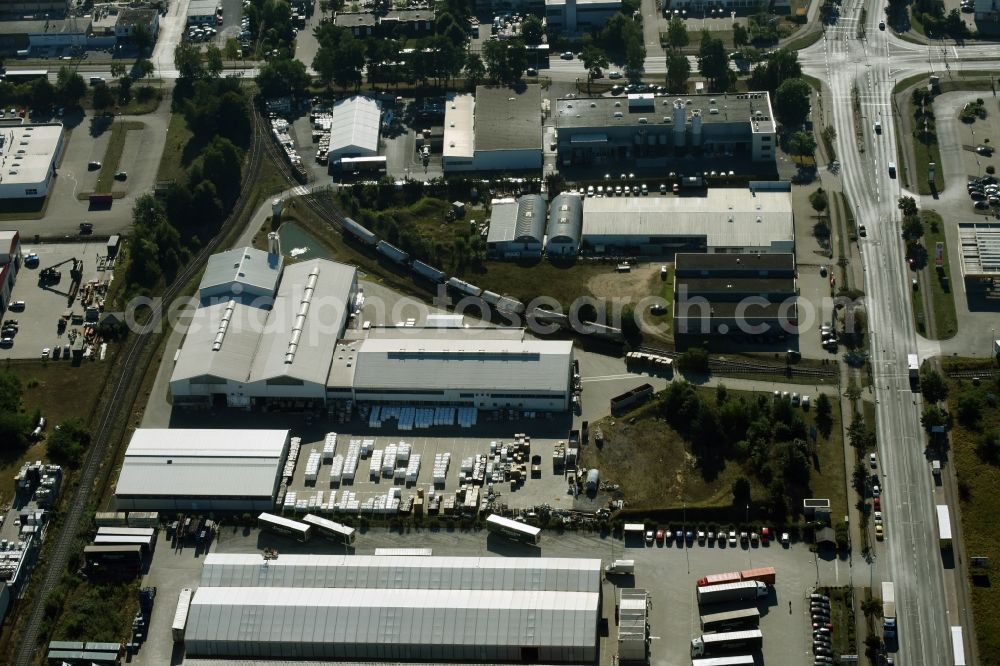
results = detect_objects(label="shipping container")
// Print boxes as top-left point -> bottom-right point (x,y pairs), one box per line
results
340,216 -> 377,246
258,512 -> 312,542
126,511 -> 160,527
97,527 -> 155,538
411,260 -> 446,283
486,514 -> 540,545
93,534 -> 155,553
699,607 -> 760,632
95,511 -> 128,527
376,240 -> 410,264
172,588 -> 193,642
302,513 -> 356,545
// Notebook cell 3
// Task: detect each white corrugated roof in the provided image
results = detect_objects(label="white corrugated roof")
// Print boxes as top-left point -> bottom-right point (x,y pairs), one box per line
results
0,124 -> 62,188
115,429 -> 287,499
351,330 -> 572,394
486,199 -> 518,244
201,554 -> 601,591
248,259 -> 356,386
582,190 -> 793,248
443,92 -> 475,159
169,300 -> 266,384
186,587 -> 598,649
328,96 -> 380,156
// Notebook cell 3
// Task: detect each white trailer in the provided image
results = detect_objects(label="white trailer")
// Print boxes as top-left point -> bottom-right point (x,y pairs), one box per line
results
172,588 -> 193,642
952,625 -> 967,666
908,353 -> 919,380
691,656 -> 756,666
937,504 -> 953,549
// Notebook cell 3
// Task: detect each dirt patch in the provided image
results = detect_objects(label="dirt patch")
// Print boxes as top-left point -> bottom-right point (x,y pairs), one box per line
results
587,263 -> 661,304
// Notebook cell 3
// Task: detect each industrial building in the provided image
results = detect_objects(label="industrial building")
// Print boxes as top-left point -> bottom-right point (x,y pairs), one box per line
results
0,124 -> 64,199
443,85 -> 543,173
668,0 -> 790,10
554,92 -> 776,167
334,9 -> 434,36
486,194 -> 547,258
545,0 -> 621,32
0,230 -> 22,313
673,253 -> 798,336
958,222 -> 1000,310
327,326 -> 574,412
580,186 -> 793,255
113,7 -> 160,41
113,429 -> 290,511
185,554 -> 601,662
197,246 -> 283,305
545,193 -> 584,257
975,0 -> 1000,34
325,96 -> 381,162
186,0 -> 218,25
169,247 -> 358,408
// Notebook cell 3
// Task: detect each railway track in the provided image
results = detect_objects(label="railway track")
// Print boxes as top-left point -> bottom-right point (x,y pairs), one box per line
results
638,344 -> 838,379
946,369 -> 1000,380
13,97 -> 269,666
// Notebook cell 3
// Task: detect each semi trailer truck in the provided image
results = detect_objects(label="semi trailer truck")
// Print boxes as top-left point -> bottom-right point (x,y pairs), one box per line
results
697,581 -> 769,606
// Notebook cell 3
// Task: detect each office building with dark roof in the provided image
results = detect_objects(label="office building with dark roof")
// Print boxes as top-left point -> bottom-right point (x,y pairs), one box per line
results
443,85 -> 543,173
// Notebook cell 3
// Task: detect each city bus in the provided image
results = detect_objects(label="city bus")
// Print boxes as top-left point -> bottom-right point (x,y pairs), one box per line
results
257,512 -> 312,542
486,514 -> 541,545
302,513 -> 356,545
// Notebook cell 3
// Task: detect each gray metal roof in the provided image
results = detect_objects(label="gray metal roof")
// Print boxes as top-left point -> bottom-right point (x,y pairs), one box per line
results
474,85 -> 542,152
582,190 -> 793,249
169,299 -> 268,384
486,199 -> 519,244
201,554 -> 601,591
350,329 -> 572,394
515,195 -> 547,242
675,252 -> 795,274
115,430 -> 287,499
199,247 -> 282,300
328,96 -> 381,156
546,193 -> 583,246
248,259 -> 357,387
185,587 -> 598,653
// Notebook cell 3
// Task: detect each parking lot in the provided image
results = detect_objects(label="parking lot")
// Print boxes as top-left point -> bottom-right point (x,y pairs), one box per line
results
134,524 -> 864,666
0,241 -> 111,360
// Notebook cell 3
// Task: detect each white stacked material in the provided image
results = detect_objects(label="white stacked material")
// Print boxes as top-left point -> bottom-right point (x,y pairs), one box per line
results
313,491 -> 324,508
361,439 -> 375,457
329,455 -> 344,485
307,495 -> 317,510
336,491 -> 357,512
322,433 -> 337,462
433,452 -> 451,484
303,451 -> 322,483
295,499 -> 308,512
382,444 -> 397,477
283,491 -> 297,511
368,406 -> 381,428
405,454 -> 421,483
394,467 -> 406,480
283,437 -> 302,478
342,440 -> 361,482
460,456 -> 474,474
415,408 -> 434,428
396,443 -> 411,463
369,450 -> 384,479
324,491 -> 337,512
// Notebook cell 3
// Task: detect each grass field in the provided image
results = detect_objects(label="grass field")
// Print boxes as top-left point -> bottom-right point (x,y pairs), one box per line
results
919,210 -> 958,339
949,373 -> 1000,659
0,359 -> 115,506
822,586 -> 858,657
581,384 -> 847,522
93,121 -> 143,194
155,111 -> 197,185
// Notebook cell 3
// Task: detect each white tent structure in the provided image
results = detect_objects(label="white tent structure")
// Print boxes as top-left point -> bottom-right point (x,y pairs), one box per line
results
326,96 -> 381,161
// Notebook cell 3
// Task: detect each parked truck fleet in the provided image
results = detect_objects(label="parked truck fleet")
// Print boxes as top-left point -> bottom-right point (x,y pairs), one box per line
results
690,629 -> 763,657
697,581 -> 769,605
696,567 -> 776,588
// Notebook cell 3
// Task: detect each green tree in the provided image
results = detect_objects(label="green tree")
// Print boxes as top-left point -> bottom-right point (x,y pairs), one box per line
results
732,476 -> 752,505
505,39 -> 528,83
134,58 -> 155,80
789,130 -> 817,157
920,369 -> 949,403
921,404 -> 949,432
55,67 -> 86,107
624,34 -> 645,79
698,33 -> 730,90
773,77 -> 811,126
110,61 -> 128,81
748,48 -> 801,93
898,195 -> 919,218
30,77 -> 55,109
666,53 -> 690,93
483,39 -> 508,84
902,215 -> 924,240
0,372 -> 31,455
200,136 -> 244,204
733,23 -> 749,48
957,392 -> 983,427
93,83 -> 114,112
46,418 -> 92,467
581,45 -> 609,94
809,187 -> 829,216
667,17 -> 689,50
117,75 -> 133,103
815,393 -> 833,437
861,597 -> 883,619
521,15 -> 544,45
205,45 -> 224,78
677,347 -> 710,373
464,52 -> 485,89
175,42 -> 205,79
256,57 -> 310,98
225,38 -> 241,60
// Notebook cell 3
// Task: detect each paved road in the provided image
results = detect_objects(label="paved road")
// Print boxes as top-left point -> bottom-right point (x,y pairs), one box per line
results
798,9 -> 1000,665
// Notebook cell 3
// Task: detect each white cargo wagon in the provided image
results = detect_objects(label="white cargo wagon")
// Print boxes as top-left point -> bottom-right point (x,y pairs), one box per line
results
172,588 -> 193,642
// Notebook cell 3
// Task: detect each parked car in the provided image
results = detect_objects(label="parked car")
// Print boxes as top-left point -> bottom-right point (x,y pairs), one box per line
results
655,529 -> 665,545
608,70 -> 622,79
8,301 -> 25,312
560,51 -> 574,59
41,347 -> 49,359
114,170 -> 128,180
870,453 -> 877,468
644,530 -> 654,544
728,530 -> 737,546
875,524 -> 885,540
878,19 -> 885,29
0,338 -> 13,348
